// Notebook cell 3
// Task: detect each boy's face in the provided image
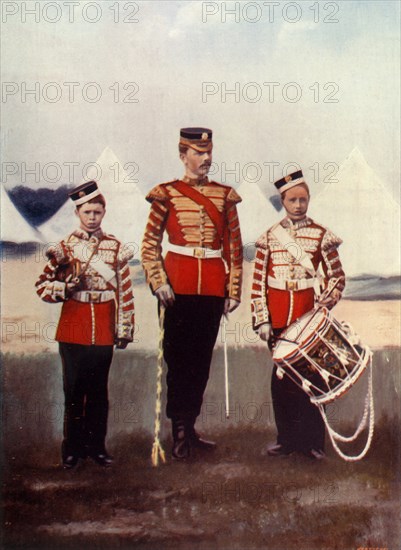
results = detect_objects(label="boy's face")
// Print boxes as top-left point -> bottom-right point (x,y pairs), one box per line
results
282,185 -> 310,221
76,202 -> 105,233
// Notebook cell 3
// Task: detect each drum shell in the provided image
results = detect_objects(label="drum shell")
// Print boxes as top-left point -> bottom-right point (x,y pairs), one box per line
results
273,308 -> 369,404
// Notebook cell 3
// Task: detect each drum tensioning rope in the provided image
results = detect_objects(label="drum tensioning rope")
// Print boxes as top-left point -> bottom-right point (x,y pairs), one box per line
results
151,305 -> 167,467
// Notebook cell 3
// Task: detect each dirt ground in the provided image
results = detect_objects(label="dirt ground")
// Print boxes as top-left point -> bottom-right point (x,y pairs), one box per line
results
2,420 -> 400,550
1,256 -> 400,354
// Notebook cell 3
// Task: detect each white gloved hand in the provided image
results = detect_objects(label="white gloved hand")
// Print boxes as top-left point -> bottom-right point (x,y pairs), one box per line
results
155,284 -> 175,307
258,323 -> 272,342
66,278 -> 81,296
317,288 -> 341,310
224,298 -> 240,315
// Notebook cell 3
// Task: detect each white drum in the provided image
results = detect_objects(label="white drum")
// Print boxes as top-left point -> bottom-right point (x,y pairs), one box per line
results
272,307 -> 371,405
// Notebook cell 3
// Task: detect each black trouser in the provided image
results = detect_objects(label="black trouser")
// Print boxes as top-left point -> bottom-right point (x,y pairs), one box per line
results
270,329 -> 325,452
59,342 -> 114,458
162,295 -> 225,421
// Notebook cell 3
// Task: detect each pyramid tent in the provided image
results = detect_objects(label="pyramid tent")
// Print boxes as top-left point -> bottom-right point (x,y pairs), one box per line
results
38,197 -> 77,245
0,185 -> 44,243
84,147 -> 148,258
236,180 -> 283,247
308,147 -> 400,277
39,147 -> 149,261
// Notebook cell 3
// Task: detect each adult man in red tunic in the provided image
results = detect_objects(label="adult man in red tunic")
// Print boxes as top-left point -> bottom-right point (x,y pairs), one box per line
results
36,181 -> 135,469
251,170 -> 345,459
141,128 -> 243,459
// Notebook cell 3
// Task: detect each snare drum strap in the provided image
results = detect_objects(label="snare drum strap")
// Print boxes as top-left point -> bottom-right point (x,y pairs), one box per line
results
271,223 -> 321,282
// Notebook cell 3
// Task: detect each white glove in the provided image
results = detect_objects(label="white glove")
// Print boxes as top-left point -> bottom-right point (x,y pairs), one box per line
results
155,284 -> 175,307
66,279 -> 81,296
258,323 -> 272,342
317,288 -> 341,309
224,298 -> 240,315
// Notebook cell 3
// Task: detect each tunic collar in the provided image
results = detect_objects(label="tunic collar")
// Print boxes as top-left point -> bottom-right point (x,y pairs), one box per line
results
73,227 -> 104,241
182,175 -> 209,186
282,216 -> 313,230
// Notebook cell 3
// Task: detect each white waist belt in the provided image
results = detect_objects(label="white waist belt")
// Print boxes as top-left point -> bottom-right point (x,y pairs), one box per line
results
72,290 -> 115,303
268,276 -> 315,292
167,243 -> 222,259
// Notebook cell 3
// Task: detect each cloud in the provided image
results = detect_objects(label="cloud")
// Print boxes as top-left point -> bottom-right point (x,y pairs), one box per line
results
277,21 -> 318,45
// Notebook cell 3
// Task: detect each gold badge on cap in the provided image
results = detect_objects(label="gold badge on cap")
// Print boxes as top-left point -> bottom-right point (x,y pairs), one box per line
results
201,132 -> 208,140
79,191 -> 86,198
285,175 -> 292,183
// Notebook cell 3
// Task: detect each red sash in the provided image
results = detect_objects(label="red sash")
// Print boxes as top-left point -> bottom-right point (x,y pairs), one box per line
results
174,181 -> 224,240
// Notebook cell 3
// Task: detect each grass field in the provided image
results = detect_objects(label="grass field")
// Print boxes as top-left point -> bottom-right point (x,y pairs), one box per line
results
2,419 -> 400,550
2,347 -> 400,550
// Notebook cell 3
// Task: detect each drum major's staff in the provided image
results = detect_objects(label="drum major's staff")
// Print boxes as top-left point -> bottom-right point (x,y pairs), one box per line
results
141,127 -> 243,460
251,170 -> 345,460
36,181 -> 135,470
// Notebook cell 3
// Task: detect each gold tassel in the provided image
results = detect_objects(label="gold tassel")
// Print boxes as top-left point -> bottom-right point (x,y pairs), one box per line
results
151,306 -> 167,467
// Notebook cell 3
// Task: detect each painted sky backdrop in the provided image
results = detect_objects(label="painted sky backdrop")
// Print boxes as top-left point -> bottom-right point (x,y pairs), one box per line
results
1,0 -> 400,201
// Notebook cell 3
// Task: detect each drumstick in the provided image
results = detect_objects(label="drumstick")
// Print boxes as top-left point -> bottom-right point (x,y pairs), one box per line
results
317,277 -> 341,306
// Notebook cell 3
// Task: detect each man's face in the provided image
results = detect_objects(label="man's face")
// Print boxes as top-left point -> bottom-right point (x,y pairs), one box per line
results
282,185 -> 310,221
180,147 -> 212,178
76,202 -> 106,232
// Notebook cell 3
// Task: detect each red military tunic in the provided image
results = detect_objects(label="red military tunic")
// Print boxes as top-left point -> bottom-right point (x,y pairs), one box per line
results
36,228 -> 135,345
251,216 -> 345,330
141,178 -> 243,300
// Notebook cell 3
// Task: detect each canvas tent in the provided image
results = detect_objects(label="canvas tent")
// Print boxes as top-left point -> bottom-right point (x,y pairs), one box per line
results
39,147 -> 149,261
84,147 -> 148,257
236,180 -> 283,248
308,147 -> 400,277
38,194 -> 77,245
0,185 -> 44,243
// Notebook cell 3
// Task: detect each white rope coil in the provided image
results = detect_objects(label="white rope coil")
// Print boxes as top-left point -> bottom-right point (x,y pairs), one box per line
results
319,355 -> 374,462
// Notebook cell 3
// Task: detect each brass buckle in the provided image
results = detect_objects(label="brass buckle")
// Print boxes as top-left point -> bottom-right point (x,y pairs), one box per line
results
86,291 -> 101,303
193,247 -> 206,258
286,280 -> 298,291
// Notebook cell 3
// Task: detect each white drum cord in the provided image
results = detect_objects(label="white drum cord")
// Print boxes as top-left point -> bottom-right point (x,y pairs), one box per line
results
318,352 -> 374,462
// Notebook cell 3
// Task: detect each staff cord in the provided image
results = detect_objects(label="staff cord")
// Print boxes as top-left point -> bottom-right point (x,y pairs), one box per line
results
151,305 -> 167,467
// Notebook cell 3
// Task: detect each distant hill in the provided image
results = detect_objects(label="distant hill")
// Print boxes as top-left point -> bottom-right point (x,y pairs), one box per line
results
8,185 -> 73,226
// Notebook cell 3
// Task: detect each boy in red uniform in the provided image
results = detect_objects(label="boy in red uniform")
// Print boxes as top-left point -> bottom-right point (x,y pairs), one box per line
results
141,128 -> 243,459
36,181 -> 135,469
251,170 -> 345,459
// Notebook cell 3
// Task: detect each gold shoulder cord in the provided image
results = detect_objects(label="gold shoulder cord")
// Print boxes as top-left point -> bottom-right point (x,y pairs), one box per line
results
151,306 -> 167,467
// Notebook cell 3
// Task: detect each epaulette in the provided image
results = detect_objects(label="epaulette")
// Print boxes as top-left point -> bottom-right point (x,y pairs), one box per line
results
145,181 -> 176,203
321,227 -> 343,251
226,187 -> 242,204
46,240 -> 71,264
255,232 -> 268,250
118,246 -> 135,263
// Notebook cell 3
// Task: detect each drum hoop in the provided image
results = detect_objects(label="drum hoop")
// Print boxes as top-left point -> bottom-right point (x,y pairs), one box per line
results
276,339 -> 371,405
273,310 -> 329,363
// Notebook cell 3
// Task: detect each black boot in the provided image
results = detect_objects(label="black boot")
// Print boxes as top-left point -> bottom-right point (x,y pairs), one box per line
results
187,418 -> 216,451
172,419 -> 190,460
88,449 -> 114,467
